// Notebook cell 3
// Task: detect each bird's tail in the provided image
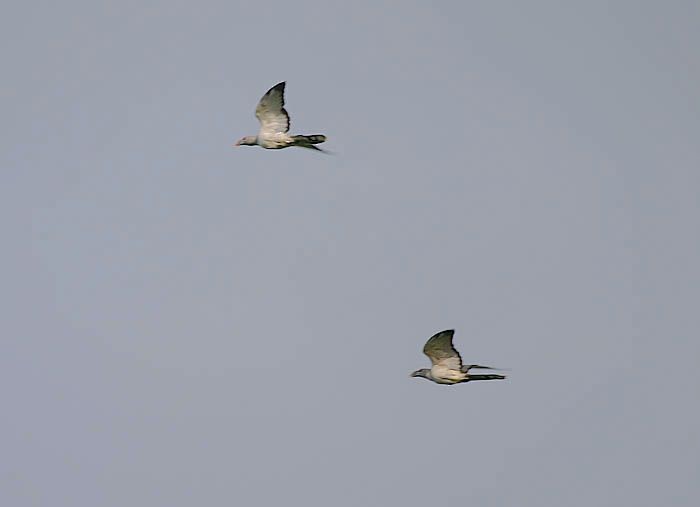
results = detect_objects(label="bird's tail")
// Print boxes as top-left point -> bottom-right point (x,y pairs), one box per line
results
466,374 -> 506,381
462,364 -> 509,373
293,134 -> 326,145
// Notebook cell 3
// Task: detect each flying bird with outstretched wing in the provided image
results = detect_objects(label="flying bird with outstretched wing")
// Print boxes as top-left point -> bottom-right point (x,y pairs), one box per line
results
234,82 -> 328,152
411,329 -> 507,385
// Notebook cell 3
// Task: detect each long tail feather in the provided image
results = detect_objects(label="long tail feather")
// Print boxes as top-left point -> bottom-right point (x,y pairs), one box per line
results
292,134 -> 331,154
462,364 -> 509,372
465,374 -> 506,381
296,144 -> 332,154
293,134 -> 326,145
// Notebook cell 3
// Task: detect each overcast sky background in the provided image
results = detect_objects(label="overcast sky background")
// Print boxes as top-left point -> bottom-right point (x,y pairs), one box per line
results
2,1 -> 699,506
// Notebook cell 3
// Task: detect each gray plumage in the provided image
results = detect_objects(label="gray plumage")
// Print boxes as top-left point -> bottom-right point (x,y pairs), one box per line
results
234,82 -> 328,152
411,329 -> 506,385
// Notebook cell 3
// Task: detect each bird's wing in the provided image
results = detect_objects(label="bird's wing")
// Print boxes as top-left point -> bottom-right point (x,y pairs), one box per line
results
422,329 -> 463,370
255,82 -> 291,136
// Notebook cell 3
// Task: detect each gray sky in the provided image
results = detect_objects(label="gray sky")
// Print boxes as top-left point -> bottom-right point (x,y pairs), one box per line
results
2,1 -> 699,505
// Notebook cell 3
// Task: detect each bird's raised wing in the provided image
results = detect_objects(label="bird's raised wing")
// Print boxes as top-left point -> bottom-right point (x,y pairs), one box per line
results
423,329 -> 463,371
255,82 -> 291,136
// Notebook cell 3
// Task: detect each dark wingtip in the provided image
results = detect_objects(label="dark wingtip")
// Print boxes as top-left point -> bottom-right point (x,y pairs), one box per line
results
427,329 -> 455,342
264,82 -> 286,96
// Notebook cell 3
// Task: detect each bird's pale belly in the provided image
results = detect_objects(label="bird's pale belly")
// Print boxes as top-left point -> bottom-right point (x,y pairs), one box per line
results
431,367 -> 465,384
259,140 -> 289,149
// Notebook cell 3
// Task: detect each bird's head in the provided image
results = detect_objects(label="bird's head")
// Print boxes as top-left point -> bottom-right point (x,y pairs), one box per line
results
234,136 -> 257,147
410,369 -> 431,379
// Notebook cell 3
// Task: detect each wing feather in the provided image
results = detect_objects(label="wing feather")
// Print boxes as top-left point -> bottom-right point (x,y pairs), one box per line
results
422,329 -> 463,371
255,82 -> 291,136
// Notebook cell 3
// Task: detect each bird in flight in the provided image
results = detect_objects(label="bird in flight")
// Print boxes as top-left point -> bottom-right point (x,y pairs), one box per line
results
411,329 -> 506,385
234,81 -> 328,152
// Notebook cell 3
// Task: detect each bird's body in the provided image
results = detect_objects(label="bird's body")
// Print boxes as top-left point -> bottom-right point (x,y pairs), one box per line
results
430,365 -> 469,384
235,82 -> 328,152
411,329 -> 506,385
